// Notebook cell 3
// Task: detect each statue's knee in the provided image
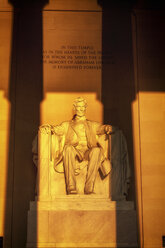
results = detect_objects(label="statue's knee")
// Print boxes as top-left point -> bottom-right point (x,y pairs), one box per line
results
89,147 -> 101,158
92,147 -> 101,152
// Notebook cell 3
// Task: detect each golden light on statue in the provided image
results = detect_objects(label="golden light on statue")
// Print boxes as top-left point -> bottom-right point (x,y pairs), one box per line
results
40,92 -> 103,125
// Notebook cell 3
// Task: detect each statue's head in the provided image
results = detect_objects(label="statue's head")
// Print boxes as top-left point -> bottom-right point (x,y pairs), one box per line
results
73,97 -> 87,117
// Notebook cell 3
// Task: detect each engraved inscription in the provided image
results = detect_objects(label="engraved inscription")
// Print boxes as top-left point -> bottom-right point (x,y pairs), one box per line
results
43,45 -> 114,70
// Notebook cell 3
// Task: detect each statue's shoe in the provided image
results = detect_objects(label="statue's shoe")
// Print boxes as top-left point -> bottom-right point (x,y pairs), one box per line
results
84,185 -> 95,194
67,186 -> 77,194
68,189 -> 77,194
84,189 -> 95,194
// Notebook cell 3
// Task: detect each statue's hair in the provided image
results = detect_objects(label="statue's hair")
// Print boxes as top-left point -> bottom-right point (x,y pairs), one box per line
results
73,97 -> 87,107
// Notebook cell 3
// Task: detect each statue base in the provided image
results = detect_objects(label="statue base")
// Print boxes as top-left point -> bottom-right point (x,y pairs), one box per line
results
26,196 -> 138,248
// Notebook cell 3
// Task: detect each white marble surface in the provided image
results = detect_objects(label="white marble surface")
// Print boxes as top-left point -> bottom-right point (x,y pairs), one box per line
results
31,198 -> 134,211
27,200 -> 137,248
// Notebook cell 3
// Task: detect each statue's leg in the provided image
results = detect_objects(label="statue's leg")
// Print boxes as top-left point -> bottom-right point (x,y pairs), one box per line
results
84,147 -> 101,194
63,145 -> 77,194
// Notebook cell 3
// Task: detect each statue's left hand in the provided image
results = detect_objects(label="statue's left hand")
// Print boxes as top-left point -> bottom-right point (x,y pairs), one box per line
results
104,125 -> 112,134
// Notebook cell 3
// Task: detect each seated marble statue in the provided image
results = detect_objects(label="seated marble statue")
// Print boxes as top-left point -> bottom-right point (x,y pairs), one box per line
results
40,97 -> 112,195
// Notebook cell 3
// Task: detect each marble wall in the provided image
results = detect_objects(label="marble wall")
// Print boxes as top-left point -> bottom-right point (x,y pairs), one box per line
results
0,0 -> 165,247
132,10 -> 165,248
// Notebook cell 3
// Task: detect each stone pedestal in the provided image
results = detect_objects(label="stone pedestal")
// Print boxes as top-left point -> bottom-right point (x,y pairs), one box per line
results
26,196 -> 138,248
28,126 -> 137,247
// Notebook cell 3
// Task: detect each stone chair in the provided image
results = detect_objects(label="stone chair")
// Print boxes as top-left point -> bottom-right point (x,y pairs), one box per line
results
32,125 -> 112,200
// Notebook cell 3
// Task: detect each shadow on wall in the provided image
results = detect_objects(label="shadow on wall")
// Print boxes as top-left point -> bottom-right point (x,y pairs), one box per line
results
99,1 -> 137,246
3,1 -> 48,247
98,0 -> 136,200
3,0 -> 165,247
99,0 -> 165,247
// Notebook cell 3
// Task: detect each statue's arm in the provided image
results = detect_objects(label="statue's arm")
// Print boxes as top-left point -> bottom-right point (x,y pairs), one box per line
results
96,123 -> 112,135
52,125 -> 65,136
39,123 -> 66,136
52,121 -> 70,136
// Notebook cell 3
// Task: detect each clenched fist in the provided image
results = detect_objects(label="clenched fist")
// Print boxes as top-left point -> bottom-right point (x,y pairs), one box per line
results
104,125 -> 112,134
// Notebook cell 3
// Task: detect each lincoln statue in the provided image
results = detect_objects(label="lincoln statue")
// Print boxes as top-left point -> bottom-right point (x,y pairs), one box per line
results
42,97 -> 112,195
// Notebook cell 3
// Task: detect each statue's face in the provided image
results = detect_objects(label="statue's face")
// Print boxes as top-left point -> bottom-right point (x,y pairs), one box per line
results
75,101 -> 86,117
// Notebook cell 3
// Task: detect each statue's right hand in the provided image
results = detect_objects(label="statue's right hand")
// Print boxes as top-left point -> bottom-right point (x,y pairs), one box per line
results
39,124 -> 52,134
